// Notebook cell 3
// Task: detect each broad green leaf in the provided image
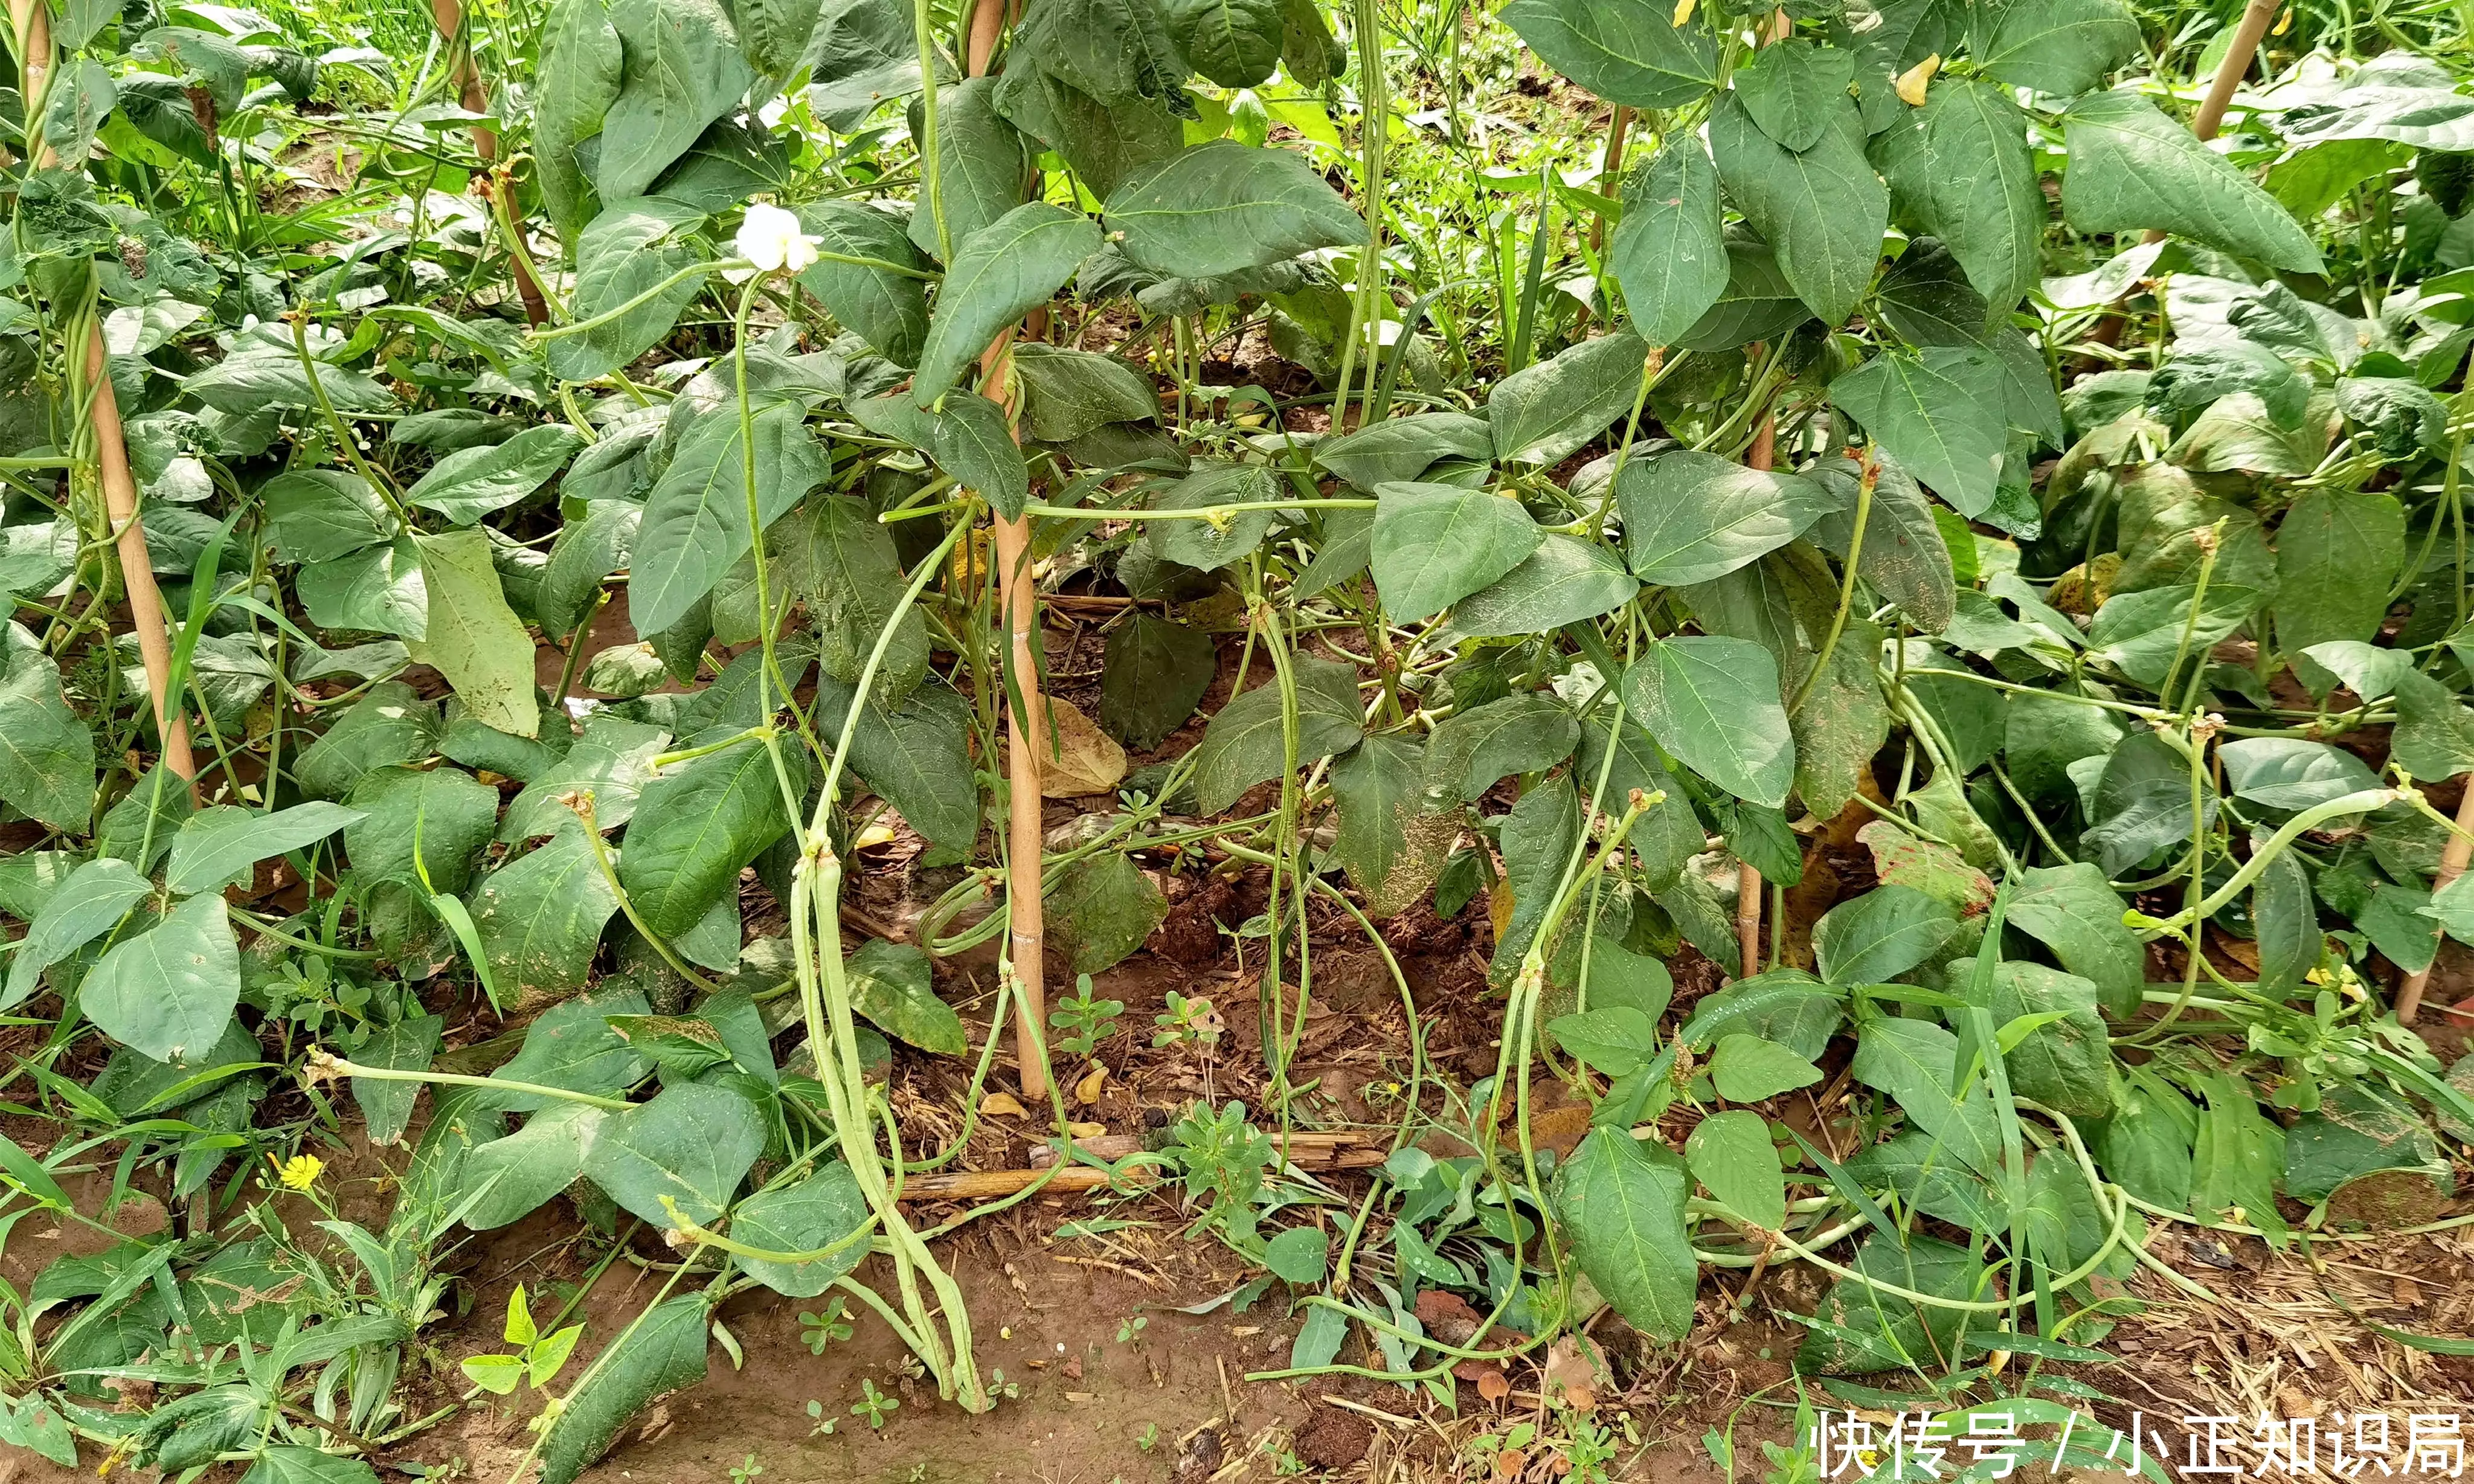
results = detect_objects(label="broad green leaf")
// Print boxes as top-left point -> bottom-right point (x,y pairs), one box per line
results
912,203 -> 1102,405
1368,481 -> 1542,622
1732,39 -> 1853,152
631,401 -> 832,635
2060,90 -> 2323,274
1708,1033 -> 1822,1103
1262,1225 -> 1328,1284
165,801 -> 362,896
1444,533 -> 1640,640
1330,734 -> 1454,916
1796,1232 -> 1979,1375
776,496 -> 927,703
1609,135 -> 1727,347
536,0 -> 626,243
1165,0 -> 1282,87
845,937 -> 965,1052
796,200 -> 930,365
1849,1015 -> 2003,1180
1980,959 -> 2115,1120
2392,670 -> 2474,783
1811,458 -> 1955,634
1617,448 -> 1839,585
1496,775 -> 1579,968
1550,1127 -> 1697,1341
1545,1006 -> 1659,1076
2086,580 -> 2267,688
2219,737 -> 2382,812
1687,978 -> 1847,1064
411,530 -> 539,739
2274,489 -> 2403,659
621,734 -> 807,939
1046,851 -> 1169,974
1105,141 -> 1361,280
353,1013 -> 443,1148
907,77 -> 1029,259
538,501 -> 641,641
2007,862 -> 2144,1017
475,985 -> 655,1112
503,714 -> 669,841
1424,693 -> 1579,802
1831,351 -> 2005,517
1012,344 -> 1159,441
469,822 -> 623,1001
262,469 -> 396,564
1686,1109 -> 1786,1229
1497,0 -> 1716,107
1098,614 -> 1215,751
294,681 -> 440,800
1969,0 -> 2136,97
930,390 -> 1029,520
1012,0 -> 1186,106
549,199 -> 709,383
1489,329 -> 1650,466
1811,885 -> 1959,986
992,66 -> 1185,199
298,538 -> 429,639
1845,1131 -> 2005,1228
2,857 -> 149,1010
0,629 -> 95,832
596,0 -> 754,199
1708,94 -> 1885,327
1149,461 -> 1280,571
1313,412 -> 1493,489
585,1081 -> 765,1227
809,675 -> 980,852
1679,239 -> 1814,350
2283,1083 -> 2452,1224
241,1449 -> 382,1484
730,1163 -> 870,1295
406,425 -> 586,524
1188,656 -> 1364,815
1619,636 -> 1793,808
536,1293 -> 708,1484
83,892 -> 239,1062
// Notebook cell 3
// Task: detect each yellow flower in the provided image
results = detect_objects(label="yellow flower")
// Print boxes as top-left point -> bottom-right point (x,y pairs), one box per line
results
273,1152 -> 324,1191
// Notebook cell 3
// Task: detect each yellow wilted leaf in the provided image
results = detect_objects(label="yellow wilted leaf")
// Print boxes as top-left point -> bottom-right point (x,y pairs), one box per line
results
979,1091 -> 1029,1117
1895,54 -> 1939,106
1067,1120 -> 1106,1139
1489,878 -> 1515,943
1074,1064 -> 1108,1104
1033,696 -> 1126,798
1671,0 -> 1695,27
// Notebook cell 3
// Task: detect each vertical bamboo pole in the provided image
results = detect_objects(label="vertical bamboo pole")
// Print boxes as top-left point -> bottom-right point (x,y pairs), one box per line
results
10,0 -> 194,787
2138,0 -> 2278,253
968,0 -> 1050,1099
430,0 -> 550,325
2397,786 -> 2474,1025
1737,411 -> 1776,980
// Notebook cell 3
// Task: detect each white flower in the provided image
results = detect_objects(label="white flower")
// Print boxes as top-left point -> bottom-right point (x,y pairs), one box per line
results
736,202 -> 820,275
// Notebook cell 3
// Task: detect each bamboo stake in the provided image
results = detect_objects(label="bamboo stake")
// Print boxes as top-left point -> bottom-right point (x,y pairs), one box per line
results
10,0 -> 195,788
1737,411 -> 1776,980
966,0 -> 1050,1100
429,0 -> 550,325
2397,784 -> 2474,1025
2137,0 -> 2279,249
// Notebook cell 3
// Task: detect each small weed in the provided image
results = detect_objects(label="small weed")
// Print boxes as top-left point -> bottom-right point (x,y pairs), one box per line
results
805,1400 -> 837,1437
1114,1314 -> 1147,1344
1050,972 -> 1124,1058
852,1379 -> 900,1430
798,1297 -> 854,1355
1152,989 -> 1223,1049
1137,1422 -> 1161,1452
460,1285 -> 584,1397
728,1455 -> 763,1484
988,1367 -> 1021,1401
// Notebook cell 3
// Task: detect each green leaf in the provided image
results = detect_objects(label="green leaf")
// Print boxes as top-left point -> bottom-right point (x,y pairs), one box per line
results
469,822 -> 623,1001
2,857 -> 149,1011
406,425 -> 586,524
165,801 -> 362,896
1013,0 -> 1187,106
2284,1084 -> 2453,1223
2219,737 -> 2382,812
1425,693 -> 1579,802
1708,94 -> 1884,327
240,1448 -> 382,1484
1981,959 -> 2115,1120
795,200 -> 930,365
262,469 -> 397,564
0,629 -> 95,832
535,0 -> 626,243
477,986 -> 655,1113
1312,412 -> 1493,489
462,1354 -> 525,1395
549,199 -> 709,383
1545,1006 -> 1659,1077
1166,0 -> 1281,86
411,529 -> 539,739
993,68 -> 1185,199
1444,533 -> 1640,640
1188,656 -> 1364,815
2060,90 -> 2322,274
1679,239 -> 1813,350
538,501 -> 641,642
1609,135 -> 1727,347
2274,489 -> 2403,659
930,390 -> 1029,520
845,937 -> 965,1053
1330,735 -> 1454,916
621,734 -> 807,939
1732,39 -> 1853,152
1262,1225 -> 1328,1284
353,1013 -> 443,1148
809,675 -> 981,853
631,401 -> 832,635
1619,636 -> 1794,808
537,1293 -> 708,1484
1369,481 -> 1543,623
1617,448 -> 1839,586
1811,885 -> 1959,986
596,0 -> 754,200
1147,461 -> 1279,571
730,1163 -> 870,1295
1105,141 -> 1361,280
776,496 -> 928,704
1849,1015 -> 2003,1180
1969,0 -> 2136,97
1550,1127 -> 1698,1341
1686,1109 -> 1786,1229
83,892 -> 240,1063
1496,776 -> 1580,968
1708,1033 -> 1822,1102
1046,852 -> 1169,974
2086,580 -> 2267,688
1831,351 -> 2005,517
298,538 -> 429,639
585,1081 -> 765,1227
503,715 -> 669,842
1796,1232 -> 1979,1375
908,78 -> 1030,259
1497,0 -> 1716,107
1012,345 -> 1158,441
912,203 -> 1102,405
1489,329 -> 1650,466
295,681 -> 439,800
2006,862 -> 2144,1018
1098,614 -> 1216,751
